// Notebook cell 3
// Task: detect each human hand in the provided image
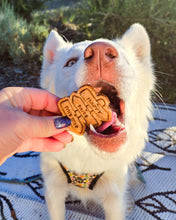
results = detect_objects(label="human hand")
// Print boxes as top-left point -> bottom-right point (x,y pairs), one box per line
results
0,87 -> 72,165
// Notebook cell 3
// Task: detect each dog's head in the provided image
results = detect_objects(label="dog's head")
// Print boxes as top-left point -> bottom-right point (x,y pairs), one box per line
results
41,23 -> 154,163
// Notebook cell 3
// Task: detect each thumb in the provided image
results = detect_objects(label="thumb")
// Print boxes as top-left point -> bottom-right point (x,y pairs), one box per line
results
25,115 -> 71,138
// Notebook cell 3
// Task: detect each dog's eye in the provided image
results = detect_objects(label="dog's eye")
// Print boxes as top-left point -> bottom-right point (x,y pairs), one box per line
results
65,58 -> 78,67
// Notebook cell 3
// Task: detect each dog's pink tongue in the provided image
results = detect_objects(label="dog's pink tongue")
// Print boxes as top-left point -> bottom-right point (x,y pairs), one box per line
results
96,112 -> 117,133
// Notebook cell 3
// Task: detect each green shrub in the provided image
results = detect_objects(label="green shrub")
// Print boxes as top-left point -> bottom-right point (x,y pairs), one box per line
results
0,0 -> 49,65
5,0 -> 47,19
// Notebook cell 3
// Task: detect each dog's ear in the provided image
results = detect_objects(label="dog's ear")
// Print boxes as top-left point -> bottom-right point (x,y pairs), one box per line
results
43,30 -> 67,68
121,23 -> 151,65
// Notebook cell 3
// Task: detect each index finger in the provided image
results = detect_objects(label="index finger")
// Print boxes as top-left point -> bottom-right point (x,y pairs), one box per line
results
23,88 -> 61,114
0,87 -> 61,114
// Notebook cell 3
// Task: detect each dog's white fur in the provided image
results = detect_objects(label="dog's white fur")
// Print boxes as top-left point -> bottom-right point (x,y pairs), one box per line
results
40,23 -> 155,220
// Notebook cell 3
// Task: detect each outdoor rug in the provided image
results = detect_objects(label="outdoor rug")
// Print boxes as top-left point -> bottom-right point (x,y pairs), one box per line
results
0,104 -> 176,220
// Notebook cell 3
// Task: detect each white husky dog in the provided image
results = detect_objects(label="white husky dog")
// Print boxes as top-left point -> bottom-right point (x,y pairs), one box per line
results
40,23 -> 155,220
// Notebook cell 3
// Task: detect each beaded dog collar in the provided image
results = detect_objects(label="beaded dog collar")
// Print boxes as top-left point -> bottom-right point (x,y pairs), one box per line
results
59,163 -> 104,190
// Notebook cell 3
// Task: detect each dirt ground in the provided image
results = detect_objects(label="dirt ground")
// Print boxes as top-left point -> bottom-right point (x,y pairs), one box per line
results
0,60 -> 40,90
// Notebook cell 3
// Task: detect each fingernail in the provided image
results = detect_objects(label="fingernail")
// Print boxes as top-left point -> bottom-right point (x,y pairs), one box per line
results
54,117 -> 71,129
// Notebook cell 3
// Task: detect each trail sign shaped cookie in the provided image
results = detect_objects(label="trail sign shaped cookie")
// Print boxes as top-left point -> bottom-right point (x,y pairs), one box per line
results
58,85 -> 112,135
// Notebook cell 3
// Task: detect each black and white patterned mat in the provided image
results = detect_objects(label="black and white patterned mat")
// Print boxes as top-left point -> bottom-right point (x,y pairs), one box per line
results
0,104 -> 176,220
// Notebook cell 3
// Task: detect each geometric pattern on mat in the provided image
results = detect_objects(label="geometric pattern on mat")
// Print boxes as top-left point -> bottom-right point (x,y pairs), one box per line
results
0,104 -> 175,220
